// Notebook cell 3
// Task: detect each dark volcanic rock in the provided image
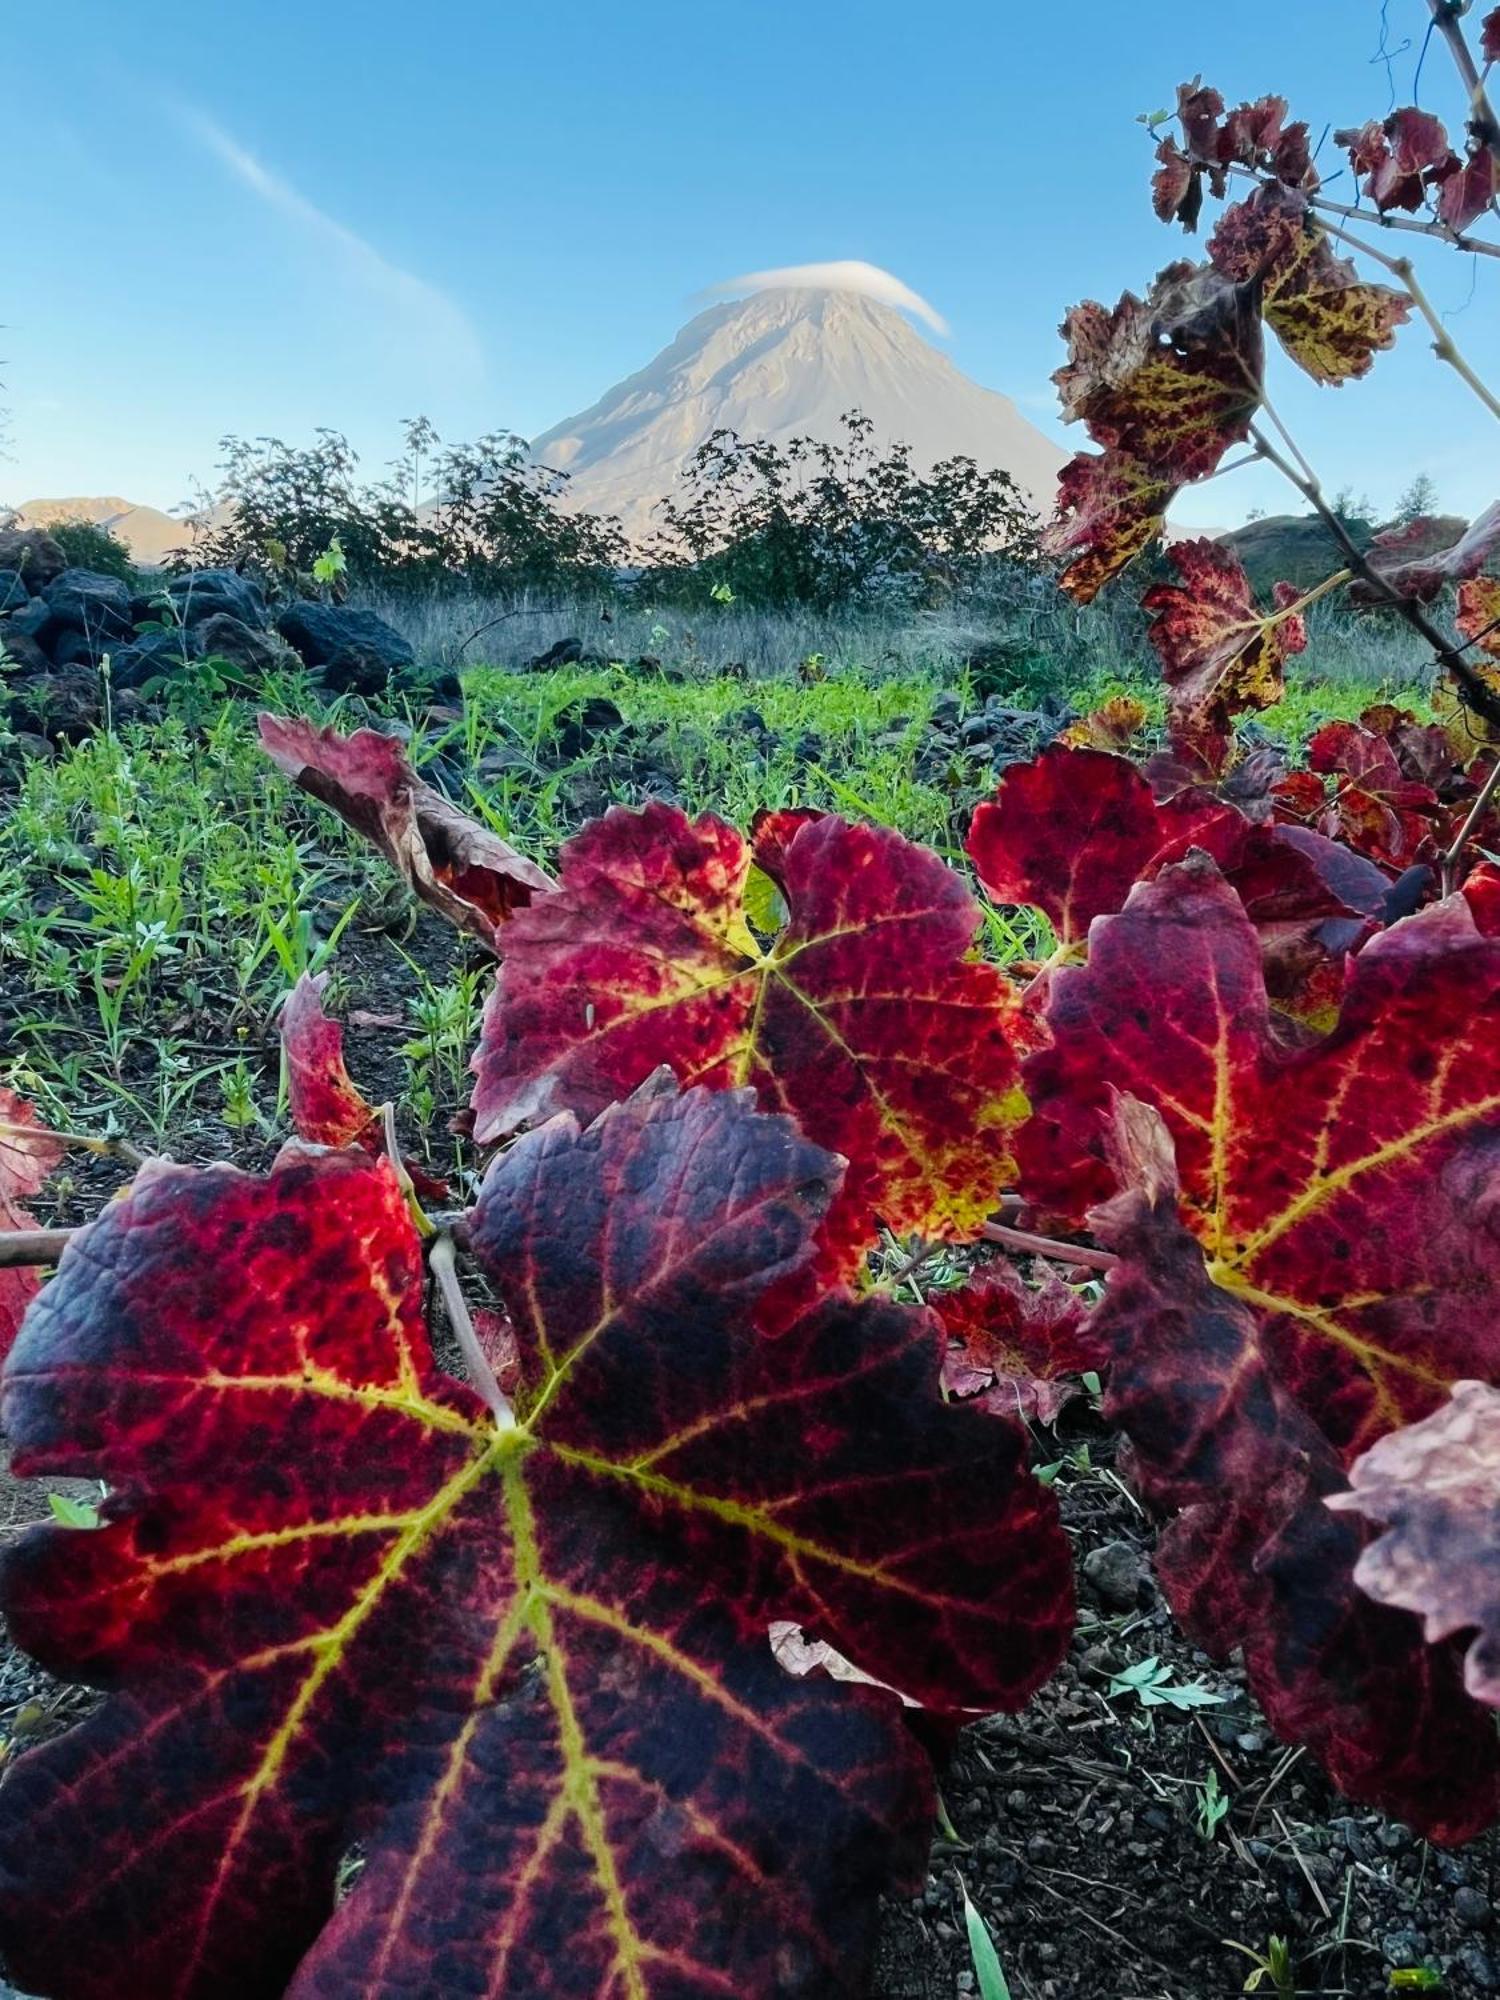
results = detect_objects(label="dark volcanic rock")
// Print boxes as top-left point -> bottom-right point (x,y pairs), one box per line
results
0,527 -> 67,589
42,569 -> 133,640
276,602 -> 414,692
0,630 -> 50,676
0,570 -> 31,613
167,568 -> 268,629
108,628 -> 198,690
192,613 -> 298,679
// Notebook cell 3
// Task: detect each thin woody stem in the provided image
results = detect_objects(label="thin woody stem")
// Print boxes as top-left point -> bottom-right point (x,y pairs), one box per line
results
0,1227 -> 73,1269
0,1121 -> 147,1170
979,1219 -> 1118,1273
1248,424 -> 1500,735
1228,163 -> 1500,258
1428,0 -> 1500,167
1441,754 -> 1500,894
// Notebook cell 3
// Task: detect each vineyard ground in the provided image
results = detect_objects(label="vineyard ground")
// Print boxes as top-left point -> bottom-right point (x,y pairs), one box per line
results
2,652 -> 1492,2000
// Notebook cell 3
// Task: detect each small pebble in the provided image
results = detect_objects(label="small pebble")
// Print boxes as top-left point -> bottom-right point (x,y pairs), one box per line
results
1081,1540 -> 1143,1612
1459,1947 -> 1499,1992
1456,1887 -> 1492,1929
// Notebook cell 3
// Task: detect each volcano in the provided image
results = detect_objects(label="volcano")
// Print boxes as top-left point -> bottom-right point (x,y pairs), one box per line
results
530,280 -> 1066,547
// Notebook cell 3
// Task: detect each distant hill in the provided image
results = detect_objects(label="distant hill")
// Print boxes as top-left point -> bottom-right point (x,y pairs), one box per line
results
1218,510 -> 1468,597
1,496 -> 208,566
531,285 -> 1067,547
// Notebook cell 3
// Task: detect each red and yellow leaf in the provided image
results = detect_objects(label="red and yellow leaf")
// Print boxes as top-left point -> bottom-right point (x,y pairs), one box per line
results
259,713 -> 553,948
1042,449 -> 1175,603
470,804 -> 1030,1290
1088,1124 -> 1499,1843
1142,538 -> 1307,734
1458,575 -> 1500,659
932,1265 -> 1094,1426
1053,262 -> 1264,481
1351,501 -> 1500,605
1208,186 -> 1409,385
0,1087 -> 1073,1997
1334,1379 -> 1500,1706
1019,861 -> 1500,1833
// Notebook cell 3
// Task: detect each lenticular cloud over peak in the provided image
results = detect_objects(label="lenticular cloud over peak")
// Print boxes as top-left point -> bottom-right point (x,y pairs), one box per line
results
709,260 -> 950,336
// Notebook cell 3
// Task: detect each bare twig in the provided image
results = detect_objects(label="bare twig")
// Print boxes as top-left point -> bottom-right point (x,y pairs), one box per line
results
979,1219 -> 1119,1273
0,1120 -> 147,1170
428,1232 -> 514,1429
1249,424 -> 1500,735
1441,752 -> 1500,892
1229,162 -> 1500,257
1428,0 -> 1500,166
0,1228 -> 74,1269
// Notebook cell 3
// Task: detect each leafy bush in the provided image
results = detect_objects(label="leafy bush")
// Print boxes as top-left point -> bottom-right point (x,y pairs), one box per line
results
43,517 -> 138,584
185,418 -> 627,600
642,411 -> 1038,612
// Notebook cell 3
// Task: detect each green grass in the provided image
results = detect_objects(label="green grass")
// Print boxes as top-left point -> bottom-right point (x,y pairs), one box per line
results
0,642 -> 1432,1149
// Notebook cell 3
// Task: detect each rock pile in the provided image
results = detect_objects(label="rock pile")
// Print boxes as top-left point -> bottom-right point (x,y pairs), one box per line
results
0,528 -> 416,740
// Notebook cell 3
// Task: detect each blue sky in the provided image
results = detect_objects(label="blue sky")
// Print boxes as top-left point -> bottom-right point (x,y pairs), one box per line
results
6,0 -> 1496,528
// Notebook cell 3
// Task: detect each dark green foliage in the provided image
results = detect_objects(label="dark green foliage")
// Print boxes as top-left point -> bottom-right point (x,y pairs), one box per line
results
640,413 -> 1039,613
44,519 -> 138,585
186,420 -> 627,601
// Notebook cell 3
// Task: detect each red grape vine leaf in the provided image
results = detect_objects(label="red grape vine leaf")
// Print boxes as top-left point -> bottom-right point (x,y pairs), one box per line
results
1349,501 -> 1500,605
965,748 -> 1386,1027
966,745 -> 1224,949
932,1264 -> 1094,1426
1333,1378 -> 1500,1707
1053,261 -> 1264,481
1333,109 -> 1455,213
0,1088 -> 63,1361
0,1087 -> 1073,1998
1294,720 -> 1444,869
1042,450 -> 1175,603
1017,862 -> 1500,1833
1485,8 -> 1500,63
1156,82 -> 1314,229
281,971 -> 449,1200
1087,1105 -> 1500,1842
469,804 -> 1030,1291
1208,186 -> 1410,385
1436,144 -> 1500,232
1458,576 -> 1500,660
1141,538 -> 1307,735
259,713 -> 553,948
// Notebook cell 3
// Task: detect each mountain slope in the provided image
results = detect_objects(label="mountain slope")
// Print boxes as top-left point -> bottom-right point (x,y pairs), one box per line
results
4,496 -> 199,566
531,287 -> 1066,546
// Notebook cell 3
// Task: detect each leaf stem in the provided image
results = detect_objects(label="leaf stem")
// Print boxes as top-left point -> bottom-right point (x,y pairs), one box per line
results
428,1232 -> 515,1429
979,1220 -> 1118,1273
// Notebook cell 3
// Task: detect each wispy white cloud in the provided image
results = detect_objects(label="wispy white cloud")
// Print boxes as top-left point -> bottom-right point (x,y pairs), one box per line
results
709,260 -> 949,335
176,106 -> 485,386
